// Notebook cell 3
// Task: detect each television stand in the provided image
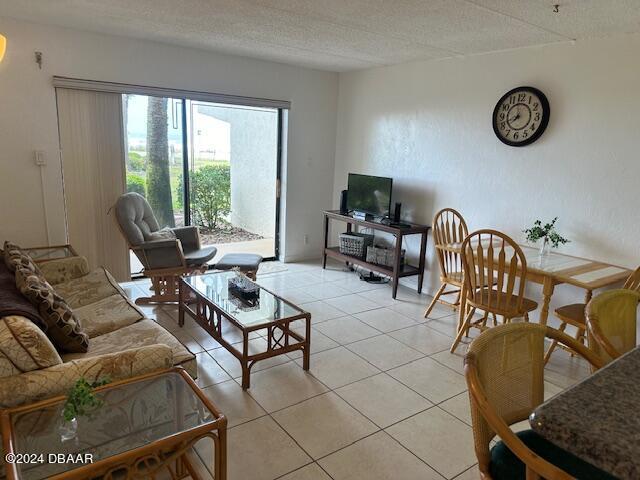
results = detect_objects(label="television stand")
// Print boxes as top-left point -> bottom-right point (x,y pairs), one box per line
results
322,210 -> 431,299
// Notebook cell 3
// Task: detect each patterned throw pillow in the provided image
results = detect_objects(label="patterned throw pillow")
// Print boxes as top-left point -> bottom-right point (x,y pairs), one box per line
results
3,241 -> 41,274
16,269 -> 89,353
0,315 -> 62,377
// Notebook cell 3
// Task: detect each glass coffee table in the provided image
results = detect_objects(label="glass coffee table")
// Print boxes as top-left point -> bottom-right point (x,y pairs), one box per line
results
0,368 -> 227,480
179,271 -> 311,389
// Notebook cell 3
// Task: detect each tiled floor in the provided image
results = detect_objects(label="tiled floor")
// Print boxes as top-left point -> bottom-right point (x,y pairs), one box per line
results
120,258 -> 591,480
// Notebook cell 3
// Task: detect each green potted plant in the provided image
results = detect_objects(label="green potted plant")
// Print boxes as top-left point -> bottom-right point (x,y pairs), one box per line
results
524,217 -> 570,257
60,377 -> 109,441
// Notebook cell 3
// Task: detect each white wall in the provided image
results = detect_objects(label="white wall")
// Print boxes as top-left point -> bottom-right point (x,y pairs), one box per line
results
0,16 -> 337,261
334,34 -> 640,318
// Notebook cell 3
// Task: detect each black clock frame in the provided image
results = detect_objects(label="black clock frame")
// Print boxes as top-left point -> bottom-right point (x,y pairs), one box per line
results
492,86 -> 550,147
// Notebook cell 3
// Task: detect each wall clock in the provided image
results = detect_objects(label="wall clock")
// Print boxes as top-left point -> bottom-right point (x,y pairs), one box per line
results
492,86 -> 550,147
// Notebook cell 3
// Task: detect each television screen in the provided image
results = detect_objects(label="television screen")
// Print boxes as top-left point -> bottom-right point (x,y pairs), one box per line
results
347,173 -> 393,218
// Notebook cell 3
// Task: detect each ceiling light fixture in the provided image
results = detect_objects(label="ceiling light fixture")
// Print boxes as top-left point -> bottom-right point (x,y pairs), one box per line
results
0,34 -> 6,63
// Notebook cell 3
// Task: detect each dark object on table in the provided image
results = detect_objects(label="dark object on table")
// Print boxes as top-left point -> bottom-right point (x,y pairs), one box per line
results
393,202 -> 402,222
340,189 -> 349,214
228,275 -> 260,304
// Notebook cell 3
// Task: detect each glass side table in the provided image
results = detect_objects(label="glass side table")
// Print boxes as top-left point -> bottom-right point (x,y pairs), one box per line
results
21,245 -> 78,264
0,368 -> 227,480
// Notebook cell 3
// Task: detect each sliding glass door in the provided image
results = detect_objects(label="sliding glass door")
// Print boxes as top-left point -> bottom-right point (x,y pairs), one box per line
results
187,100 -> 278,261
123,94 -> 279,275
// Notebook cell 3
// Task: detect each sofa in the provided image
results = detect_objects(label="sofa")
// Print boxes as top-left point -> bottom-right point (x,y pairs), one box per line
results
0,245 -> 196,409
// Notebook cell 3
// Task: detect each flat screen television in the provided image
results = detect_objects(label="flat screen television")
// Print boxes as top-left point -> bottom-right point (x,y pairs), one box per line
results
347,173 -> 393,218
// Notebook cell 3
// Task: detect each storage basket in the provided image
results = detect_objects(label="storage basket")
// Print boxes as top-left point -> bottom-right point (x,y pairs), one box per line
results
339,232 -> 374,259
366,245 -> 406,267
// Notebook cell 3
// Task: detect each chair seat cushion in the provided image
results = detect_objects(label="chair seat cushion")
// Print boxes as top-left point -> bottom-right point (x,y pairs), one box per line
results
490,429 -> 616,480
554,303 -> 586,326
184,246 -> 217,267
215,253 -> 263,271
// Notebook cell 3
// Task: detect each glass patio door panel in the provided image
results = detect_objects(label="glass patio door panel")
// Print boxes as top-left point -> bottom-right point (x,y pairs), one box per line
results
187,101 -> 278,259
123,94 -> 185,274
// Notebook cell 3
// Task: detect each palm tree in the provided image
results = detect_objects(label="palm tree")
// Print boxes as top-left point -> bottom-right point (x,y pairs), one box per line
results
146,96 -> 175,227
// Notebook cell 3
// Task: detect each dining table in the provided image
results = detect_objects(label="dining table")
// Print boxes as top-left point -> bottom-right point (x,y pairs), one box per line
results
529,346 -> 640,479
438,240 -> 632,327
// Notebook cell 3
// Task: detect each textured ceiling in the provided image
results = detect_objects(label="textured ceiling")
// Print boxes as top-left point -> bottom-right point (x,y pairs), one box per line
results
1,0 -> 640,71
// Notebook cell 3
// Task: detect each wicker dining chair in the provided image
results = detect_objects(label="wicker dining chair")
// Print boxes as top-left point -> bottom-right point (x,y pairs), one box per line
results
450,230 -> 538,353
424,208 -> 468,318
544,266 -> 640,364
465,323 -> 607,480
585,288 -> 640,367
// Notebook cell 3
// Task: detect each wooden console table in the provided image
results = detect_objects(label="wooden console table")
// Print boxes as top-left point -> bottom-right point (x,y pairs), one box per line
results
322,210 -> 430,298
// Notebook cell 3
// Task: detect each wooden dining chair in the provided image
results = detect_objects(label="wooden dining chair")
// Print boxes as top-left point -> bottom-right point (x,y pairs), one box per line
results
465,323 -> 606,480
585,288 -> 640,367
450,230 -> 538,353
424,208 -> 468,318
544,266 -> 640,364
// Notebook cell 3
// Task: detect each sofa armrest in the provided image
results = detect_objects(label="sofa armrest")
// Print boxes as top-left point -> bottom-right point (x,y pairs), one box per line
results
38,256 -> 90,285
172,226 -> 200,251
0,344 -> 172,408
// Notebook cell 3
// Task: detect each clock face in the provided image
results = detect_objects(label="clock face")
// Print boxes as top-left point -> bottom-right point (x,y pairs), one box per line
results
492,86 -> 550,146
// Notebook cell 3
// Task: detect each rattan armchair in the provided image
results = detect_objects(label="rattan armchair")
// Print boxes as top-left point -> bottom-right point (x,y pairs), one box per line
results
465,323 -> 605,480
545,266 -> 640,364
424,208 -> 468,318
585,288 -> 640,366
114,192 -> 217,304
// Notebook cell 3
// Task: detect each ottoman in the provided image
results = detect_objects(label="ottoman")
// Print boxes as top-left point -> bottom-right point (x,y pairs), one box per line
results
214,253 -> 263,280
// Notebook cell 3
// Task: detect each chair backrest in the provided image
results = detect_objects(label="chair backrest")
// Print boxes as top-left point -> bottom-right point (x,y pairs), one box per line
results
114,192 -> 160,247
623,266 -> 640,292
586,289 -> 640,365
432,208 -> 468,279
461,229 -> 527,315
465,323 -> 603,478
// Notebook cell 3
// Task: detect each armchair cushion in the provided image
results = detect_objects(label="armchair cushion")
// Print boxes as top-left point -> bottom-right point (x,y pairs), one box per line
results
490,429 -> 616,480
0,344 -> 172,409
0,315 -> 62,377
114,192 -> 161,246
38,256 -> 90,285
185,246 -> 217,267
16,269 -> 89,353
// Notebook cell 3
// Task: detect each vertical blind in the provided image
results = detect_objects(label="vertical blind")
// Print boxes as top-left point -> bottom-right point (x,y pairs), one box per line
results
55,88 -> 130,281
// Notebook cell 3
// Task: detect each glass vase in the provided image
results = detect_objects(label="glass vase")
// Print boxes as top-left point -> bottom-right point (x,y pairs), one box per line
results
59,415 -> 77,442
539,237 -> 550,257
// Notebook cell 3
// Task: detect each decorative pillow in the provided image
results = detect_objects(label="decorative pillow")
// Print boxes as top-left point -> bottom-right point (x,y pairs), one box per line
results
3,241 -> 41,274
146,227 -> 176,242
0,315 -> 62,377
16,269 -> 89,353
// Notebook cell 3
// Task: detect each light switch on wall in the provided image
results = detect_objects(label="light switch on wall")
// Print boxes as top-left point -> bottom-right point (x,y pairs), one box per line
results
34,150 -> 46,166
